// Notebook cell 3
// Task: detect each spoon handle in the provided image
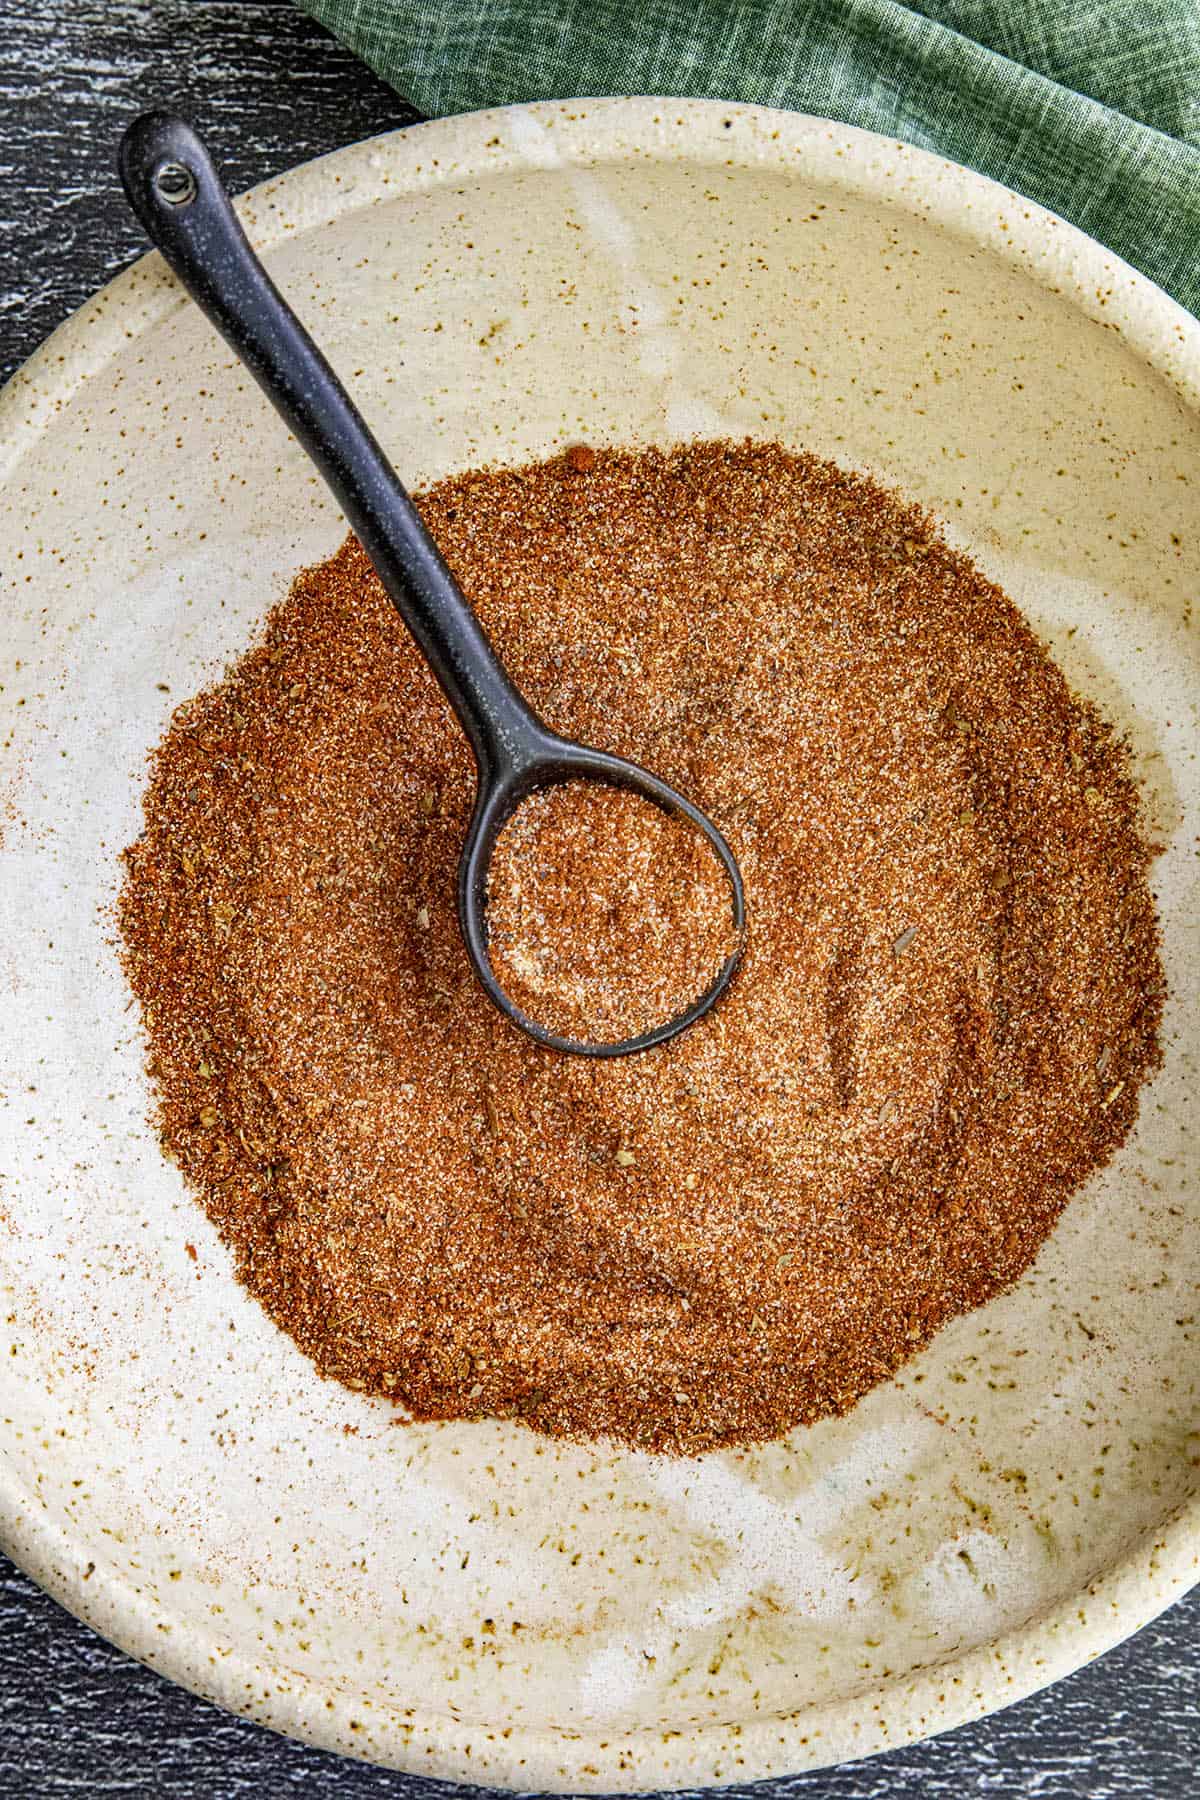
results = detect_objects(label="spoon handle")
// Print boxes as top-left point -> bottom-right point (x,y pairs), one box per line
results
118,111 -> 544,781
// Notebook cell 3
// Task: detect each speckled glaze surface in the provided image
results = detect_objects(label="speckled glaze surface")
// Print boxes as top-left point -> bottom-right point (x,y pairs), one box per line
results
0,99 -> 1197,1788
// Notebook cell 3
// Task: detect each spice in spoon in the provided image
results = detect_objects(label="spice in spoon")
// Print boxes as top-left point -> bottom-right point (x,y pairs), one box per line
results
485,781 -> 739,1043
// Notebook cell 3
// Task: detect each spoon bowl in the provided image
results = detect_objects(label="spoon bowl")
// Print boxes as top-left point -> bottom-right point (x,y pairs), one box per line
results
459,734 -> 744,1056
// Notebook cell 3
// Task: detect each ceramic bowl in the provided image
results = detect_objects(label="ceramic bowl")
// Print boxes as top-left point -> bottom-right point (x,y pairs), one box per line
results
0,99 -> 1197,1788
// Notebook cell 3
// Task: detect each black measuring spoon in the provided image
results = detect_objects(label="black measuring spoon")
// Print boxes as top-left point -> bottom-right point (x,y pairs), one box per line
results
118,112 -> 744,1056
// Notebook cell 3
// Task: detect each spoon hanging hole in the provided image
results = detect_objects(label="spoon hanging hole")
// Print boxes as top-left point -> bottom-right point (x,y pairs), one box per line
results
154,161 -> 197,207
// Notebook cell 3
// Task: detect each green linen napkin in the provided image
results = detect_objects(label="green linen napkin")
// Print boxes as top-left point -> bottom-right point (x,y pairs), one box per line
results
296,0 -> 1200,318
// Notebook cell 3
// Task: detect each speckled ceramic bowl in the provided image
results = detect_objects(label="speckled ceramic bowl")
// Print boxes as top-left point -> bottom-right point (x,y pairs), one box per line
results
1,99 -> 1197,1788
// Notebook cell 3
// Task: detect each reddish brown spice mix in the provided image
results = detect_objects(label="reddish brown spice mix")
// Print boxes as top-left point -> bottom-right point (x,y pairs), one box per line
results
486,781 -> 738,1043
119,441 -> 1164,1455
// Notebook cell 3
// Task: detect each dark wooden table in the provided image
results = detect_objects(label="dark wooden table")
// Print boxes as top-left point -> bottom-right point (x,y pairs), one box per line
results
1,2 -> 1197,1793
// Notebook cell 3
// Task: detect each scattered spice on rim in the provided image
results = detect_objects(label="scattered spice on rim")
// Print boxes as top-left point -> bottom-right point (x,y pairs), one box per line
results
119,439 -> 1165,1455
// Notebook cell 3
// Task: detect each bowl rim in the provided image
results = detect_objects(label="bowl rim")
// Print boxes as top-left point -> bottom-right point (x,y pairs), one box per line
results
2,95 -> 1197,1788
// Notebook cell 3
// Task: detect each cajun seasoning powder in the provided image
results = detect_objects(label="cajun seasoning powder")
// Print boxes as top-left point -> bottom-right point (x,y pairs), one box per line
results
485,781 -> 739,1043
119,441 -> 1165,1455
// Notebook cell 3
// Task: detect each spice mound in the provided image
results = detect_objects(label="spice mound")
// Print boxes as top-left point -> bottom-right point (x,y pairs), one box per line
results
119,440 -> 1164,1455
486,782 -> 738,1043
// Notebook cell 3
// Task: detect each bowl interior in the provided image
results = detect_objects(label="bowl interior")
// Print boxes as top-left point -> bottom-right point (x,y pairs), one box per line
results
0,103 -> 1197,1787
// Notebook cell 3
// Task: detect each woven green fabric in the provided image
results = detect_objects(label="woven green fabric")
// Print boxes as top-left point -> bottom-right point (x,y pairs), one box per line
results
296,0 -> 1200,317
